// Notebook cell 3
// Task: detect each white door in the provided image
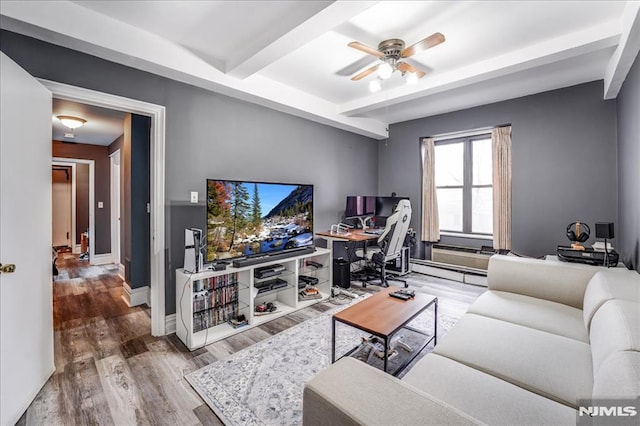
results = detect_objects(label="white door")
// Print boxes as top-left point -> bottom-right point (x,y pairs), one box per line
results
110,150 -> 121,265
52,167 -> 72,247
0,52 -> 54,425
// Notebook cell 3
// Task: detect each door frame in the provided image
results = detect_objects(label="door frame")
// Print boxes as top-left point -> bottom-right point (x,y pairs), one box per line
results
41,79 -> 167,337
109,149 -> 122,273
51,161 -> 77,251
53,158 -> 95,261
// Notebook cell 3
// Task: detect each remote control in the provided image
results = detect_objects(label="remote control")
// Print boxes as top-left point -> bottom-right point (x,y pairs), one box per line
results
389,292 -> 411,301
306,260 -> 323,269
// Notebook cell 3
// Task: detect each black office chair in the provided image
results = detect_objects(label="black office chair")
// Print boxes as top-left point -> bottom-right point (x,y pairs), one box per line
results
357,199 -> 412,288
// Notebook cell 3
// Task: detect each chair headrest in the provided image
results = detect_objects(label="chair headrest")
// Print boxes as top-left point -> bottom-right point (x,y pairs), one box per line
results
395,199 -> 411,211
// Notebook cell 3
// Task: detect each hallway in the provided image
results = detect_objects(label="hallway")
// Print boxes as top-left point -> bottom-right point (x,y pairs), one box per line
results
19,253 -> 221,425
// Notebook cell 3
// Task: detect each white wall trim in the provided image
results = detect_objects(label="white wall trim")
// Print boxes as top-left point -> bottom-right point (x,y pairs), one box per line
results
118,263 -> 125,280
109,149 -> 121,266
122,282 -> 150,307
164,314 -> 176,335
73,244 -> 81,254
91,253 -> 113,265
43,79 -> 167,337
52,157 -> 94,262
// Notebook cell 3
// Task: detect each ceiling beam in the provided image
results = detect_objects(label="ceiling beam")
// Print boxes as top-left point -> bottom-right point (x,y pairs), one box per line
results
338,22 -> 620,117
225,1 -> 378,79
0,0 -> 387,139
603,1 -> 640,99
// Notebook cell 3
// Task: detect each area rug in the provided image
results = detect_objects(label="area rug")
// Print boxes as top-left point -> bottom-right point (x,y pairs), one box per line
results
185,301 -> 457,426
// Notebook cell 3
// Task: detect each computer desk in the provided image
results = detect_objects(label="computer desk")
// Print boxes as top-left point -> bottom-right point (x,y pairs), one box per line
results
316,229 -> 381,273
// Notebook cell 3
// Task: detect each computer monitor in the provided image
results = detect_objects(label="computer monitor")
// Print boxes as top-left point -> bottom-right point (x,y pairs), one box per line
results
344,196 -> 376,218
375,196 -> 409,218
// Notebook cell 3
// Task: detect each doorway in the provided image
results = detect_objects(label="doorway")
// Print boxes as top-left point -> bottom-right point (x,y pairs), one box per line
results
51,165 -> 72,249
42,79 -> 167,337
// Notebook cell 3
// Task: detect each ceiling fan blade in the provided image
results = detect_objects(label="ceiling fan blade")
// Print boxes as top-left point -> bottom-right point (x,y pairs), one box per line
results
397,62 -> 426,78
351,64 -> 380,81
401,32 -> 445,58
348,41 -> 384,58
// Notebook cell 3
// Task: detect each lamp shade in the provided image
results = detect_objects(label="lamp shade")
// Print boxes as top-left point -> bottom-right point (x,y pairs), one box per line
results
57,116 -> 86,129
595,222 -> 614,239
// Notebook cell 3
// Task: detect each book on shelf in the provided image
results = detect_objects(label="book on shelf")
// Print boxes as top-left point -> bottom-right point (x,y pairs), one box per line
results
299,286 -> 322,300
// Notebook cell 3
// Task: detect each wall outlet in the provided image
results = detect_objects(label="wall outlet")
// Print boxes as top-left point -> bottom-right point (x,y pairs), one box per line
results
190,191 -> 198,203
98,201 -> 104,208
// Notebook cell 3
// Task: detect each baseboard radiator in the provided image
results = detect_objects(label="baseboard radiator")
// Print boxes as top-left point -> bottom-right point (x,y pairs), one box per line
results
432,244 -> 494,270
410,244 -> 496,286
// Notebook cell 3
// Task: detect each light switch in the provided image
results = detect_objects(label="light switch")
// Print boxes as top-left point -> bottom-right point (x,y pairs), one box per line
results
190,192 -> 198,203
98,201 -> 104,208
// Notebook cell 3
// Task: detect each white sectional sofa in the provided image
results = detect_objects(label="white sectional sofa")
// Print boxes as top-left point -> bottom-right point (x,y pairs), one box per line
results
303,255 -> 640,425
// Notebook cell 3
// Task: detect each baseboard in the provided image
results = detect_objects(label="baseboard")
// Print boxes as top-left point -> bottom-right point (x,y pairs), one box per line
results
122,282 -> 150,307
72,244 -> 81,254
165,314 -> 176,334
410,260 -> 488,286
91,253 -> 113,265
118,263 -> 125,280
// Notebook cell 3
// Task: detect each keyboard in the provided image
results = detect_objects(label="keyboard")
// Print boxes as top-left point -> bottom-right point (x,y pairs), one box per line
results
364,229 -> 384,236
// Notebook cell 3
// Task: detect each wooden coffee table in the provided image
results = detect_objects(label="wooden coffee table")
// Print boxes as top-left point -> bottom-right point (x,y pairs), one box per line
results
332,287 -> 438,375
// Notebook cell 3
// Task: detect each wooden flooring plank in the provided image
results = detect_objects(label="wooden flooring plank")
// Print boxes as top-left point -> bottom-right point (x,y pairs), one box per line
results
95,354 -> 151,425
193,404 -> 224,426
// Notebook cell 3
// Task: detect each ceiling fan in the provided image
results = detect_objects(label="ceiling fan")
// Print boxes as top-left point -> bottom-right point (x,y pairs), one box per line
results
348,32 -> 445,87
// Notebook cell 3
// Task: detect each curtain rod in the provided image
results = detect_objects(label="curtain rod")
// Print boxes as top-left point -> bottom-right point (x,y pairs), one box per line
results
422,123 -> 511,141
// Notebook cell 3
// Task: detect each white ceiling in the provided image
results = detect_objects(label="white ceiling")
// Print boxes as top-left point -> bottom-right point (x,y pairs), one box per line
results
2,1 -> 639,140
52,99 -> 125,145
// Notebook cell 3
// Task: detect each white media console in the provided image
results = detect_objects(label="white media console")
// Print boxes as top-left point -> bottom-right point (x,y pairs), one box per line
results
175,247 -> 332,350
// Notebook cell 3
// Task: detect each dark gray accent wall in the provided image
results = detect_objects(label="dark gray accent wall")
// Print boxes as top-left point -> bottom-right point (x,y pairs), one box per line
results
616,53 -> 640,272
381,81 -> 618,259
0,30 -> 378,314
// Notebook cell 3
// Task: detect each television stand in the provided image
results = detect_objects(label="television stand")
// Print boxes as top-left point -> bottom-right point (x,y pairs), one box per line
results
176,247 -> 331,350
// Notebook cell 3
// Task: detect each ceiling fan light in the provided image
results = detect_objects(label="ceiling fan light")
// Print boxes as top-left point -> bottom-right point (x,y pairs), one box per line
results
377,62 -> 393,80
369,80 -> 382,93
57,115 -> 86,129
406,72 -> 418,85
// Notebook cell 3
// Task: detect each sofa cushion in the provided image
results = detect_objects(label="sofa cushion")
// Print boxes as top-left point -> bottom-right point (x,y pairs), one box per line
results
592,351 -> 640,400
488,255 -> 599,309
403,354 -> 577,425
433,313 -> 593,408
468,290 -> 588,342
583,270 -> 640,331
589,299 -> 640,373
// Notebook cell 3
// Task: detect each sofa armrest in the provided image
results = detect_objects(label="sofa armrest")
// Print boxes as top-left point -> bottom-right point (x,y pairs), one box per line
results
487,255 -> 600,309
303,357 -> 482,426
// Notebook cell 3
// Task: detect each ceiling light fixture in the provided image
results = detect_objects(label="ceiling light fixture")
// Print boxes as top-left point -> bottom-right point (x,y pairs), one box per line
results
57,115 -> 86,129
377,62 -> 394,80
368,80 -> 382,93
405,72 -> 418,85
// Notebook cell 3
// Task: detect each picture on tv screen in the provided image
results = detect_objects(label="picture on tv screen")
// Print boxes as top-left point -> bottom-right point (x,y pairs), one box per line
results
206,179 -> 314,262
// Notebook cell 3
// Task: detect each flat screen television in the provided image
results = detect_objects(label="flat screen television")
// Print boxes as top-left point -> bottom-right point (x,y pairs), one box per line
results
206,179 -> 314,262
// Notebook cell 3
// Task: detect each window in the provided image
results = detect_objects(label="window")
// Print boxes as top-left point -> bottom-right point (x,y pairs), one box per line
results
434,136 -> 492,235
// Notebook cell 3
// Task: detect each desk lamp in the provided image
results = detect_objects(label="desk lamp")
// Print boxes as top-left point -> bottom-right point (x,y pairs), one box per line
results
595,222 -> 614,268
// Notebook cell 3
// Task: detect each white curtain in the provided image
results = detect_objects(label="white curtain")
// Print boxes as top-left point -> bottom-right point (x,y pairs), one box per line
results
421,138 -> 440,242
492,126 -> 512,250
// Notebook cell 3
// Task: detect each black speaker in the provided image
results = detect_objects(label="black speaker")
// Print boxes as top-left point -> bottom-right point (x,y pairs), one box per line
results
333,259 -> 351,289
595,222 -> 615,239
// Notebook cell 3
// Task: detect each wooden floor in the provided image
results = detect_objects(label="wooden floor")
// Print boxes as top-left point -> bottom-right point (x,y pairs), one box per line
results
18,254 -> 484,425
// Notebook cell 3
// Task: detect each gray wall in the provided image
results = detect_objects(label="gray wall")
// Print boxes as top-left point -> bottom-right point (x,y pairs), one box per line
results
380,81 -> 618,259
616,54 -> 640,272
0,30 -> 379,314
